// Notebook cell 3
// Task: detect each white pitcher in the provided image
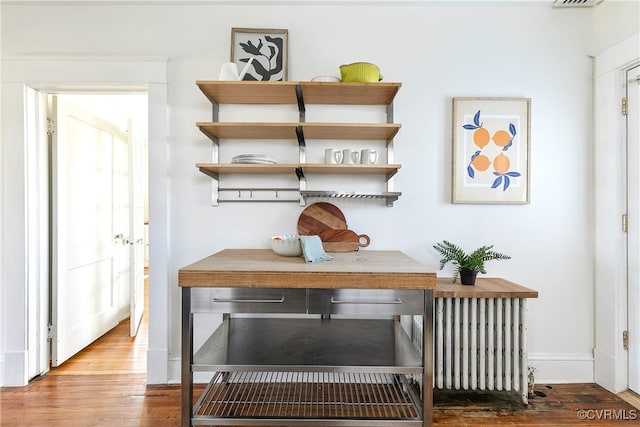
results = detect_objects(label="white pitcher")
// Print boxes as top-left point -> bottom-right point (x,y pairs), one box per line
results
219,57 -> 254,80
360,149 -> 378,165
342,149 -> 360,164
324,148 -> 342,164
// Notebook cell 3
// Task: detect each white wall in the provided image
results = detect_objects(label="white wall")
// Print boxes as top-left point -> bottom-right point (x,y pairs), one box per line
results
590,0 -> 640,55
0,1 -> 636,385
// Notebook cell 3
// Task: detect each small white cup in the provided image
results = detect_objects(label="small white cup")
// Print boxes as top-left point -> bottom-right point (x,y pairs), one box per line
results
342,149 -> 360,164
324,148 -> 342,164
360,149 -> 378,165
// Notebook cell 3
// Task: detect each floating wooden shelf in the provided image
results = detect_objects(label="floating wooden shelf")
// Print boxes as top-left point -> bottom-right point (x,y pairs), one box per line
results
300,81 -> 401,105
197,81 -> 298,105
197,163 -> 299,176
196,81 -> 401,106
197,122 -> 401,141
196,163 -> 401,177
197,122 -> 299,140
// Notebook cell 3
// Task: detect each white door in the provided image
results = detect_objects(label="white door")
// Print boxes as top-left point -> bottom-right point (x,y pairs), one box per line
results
627,64 -> 640,394
129,120 -> 145,337
50,96 -> 130,366
26,87 -> 50,379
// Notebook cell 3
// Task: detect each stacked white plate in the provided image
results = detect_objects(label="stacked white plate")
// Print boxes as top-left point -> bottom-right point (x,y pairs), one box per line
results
231,154 -> 277,164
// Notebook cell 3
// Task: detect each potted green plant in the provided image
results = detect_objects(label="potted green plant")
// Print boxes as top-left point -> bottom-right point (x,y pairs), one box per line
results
433,240 -> 511,285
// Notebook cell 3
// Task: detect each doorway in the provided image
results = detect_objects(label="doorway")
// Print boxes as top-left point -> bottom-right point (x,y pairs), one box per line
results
31,91 -> 149,377
1,56 -> 168,387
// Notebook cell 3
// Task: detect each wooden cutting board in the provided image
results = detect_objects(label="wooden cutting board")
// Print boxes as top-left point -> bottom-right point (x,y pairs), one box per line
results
297,203 -> 370,252
297,202 -> 347,235
321,230 -> 370,252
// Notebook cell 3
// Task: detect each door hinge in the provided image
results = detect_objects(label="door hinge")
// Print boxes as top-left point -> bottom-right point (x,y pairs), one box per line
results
622,97 -> 628,115
47,119 -> 57,135
47,323 -> 55,340
623,213 -> 628,232
623,330 -> 629,350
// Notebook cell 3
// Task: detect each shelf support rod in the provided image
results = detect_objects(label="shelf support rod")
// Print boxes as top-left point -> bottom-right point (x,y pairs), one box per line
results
210,101 -> 220,206
386,101 -> 396,195
295,126 -> 306,163
199,168 -> 219,206
212,100 -> 219,122
295,167 -> 307,206
295,84 -> 306,122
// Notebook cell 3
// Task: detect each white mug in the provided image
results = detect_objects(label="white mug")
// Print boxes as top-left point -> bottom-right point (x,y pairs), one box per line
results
360,149 -> 378,165
324,148 -> 342,164
342,149 -> 360,164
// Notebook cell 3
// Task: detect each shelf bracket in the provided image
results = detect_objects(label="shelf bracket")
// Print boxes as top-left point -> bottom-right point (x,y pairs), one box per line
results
386,102 -> 396,193
386,169 -> 399,182
207,101 -> 222,206
295,126 -> 306,163
210,137 -> 219,164
295,84 -> 306,122
199,168 -> 220,206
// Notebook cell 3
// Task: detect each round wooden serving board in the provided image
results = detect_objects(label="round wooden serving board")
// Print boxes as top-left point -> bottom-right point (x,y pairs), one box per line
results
297,202 -> 347,235
297,202 -> 370,252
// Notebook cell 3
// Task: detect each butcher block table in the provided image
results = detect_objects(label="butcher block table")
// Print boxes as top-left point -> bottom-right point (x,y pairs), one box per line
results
179,249 -> 436,427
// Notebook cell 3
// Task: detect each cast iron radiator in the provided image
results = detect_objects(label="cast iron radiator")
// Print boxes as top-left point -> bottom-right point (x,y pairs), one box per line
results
412,296 -> 530,404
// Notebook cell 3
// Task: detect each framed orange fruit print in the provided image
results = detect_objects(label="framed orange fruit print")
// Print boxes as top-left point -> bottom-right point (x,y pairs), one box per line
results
452,97 -> 531,204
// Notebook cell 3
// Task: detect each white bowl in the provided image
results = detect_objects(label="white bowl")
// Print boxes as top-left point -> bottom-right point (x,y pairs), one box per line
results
311,75 -> 341,82
271,235 -> 303,256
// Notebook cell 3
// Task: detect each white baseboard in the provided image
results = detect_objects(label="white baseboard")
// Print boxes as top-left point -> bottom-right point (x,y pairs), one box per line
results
147,348 -> 169,384
528,352 -> 594,384
167,358 -> 214,384
117,303 -> 131,323
164,352 -> 596,386
594,348 -> 628,393
168,357 -> 181,384
2,351 -> 28,386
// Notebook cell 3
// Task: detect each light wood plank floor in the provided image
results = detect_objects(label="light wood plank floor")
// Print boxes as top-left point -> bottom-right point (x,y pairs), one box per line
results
2,284 -> 638,426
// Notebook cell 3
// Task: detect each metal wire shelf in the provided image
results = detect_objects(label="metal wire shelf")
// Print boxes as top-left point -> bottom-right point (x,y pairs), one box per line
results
300,191 -> 401,206
210,189 -> 402,205
193,371 -> 422,425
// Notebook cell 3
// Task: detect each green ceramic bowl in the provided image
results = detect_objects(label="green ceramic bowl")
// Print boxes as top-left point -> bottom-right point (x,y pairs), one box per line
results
339,62 -> 383,82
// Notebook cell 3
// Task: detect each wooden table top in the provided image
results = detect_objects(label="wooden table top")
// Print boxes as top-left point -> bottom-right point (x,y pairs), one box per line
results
178,249 -> 436,290
435,277 -> 538,298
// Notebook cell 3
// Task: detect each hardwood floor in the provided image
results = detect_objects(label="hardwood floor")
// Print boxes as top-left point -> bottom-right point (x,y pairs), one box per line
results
2,284 -> 638,426
619,389 -> 640,411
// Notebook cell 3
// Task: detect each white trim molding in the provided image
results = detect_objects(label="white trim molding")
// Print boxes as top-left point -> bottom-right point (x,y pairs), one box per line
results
0,56 -> 170,386
529,352 -> 595,384
593,32 -> 640,394
0,0 -> 548,5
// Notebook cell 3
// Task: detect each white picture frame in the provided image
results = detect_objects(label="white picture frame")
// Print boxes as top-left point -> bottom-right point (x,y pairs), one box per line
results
452,97 -> 531,204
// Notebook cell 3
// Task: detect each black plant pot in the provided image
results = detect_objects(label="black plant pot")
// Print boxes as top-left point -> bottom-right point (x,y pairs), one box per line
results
460,268 -> 479,285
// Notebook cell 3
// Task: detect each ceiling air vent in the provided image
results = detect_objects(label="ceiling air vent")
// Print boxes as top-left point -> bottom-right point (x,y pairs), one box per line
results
552,0 -> 604,7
